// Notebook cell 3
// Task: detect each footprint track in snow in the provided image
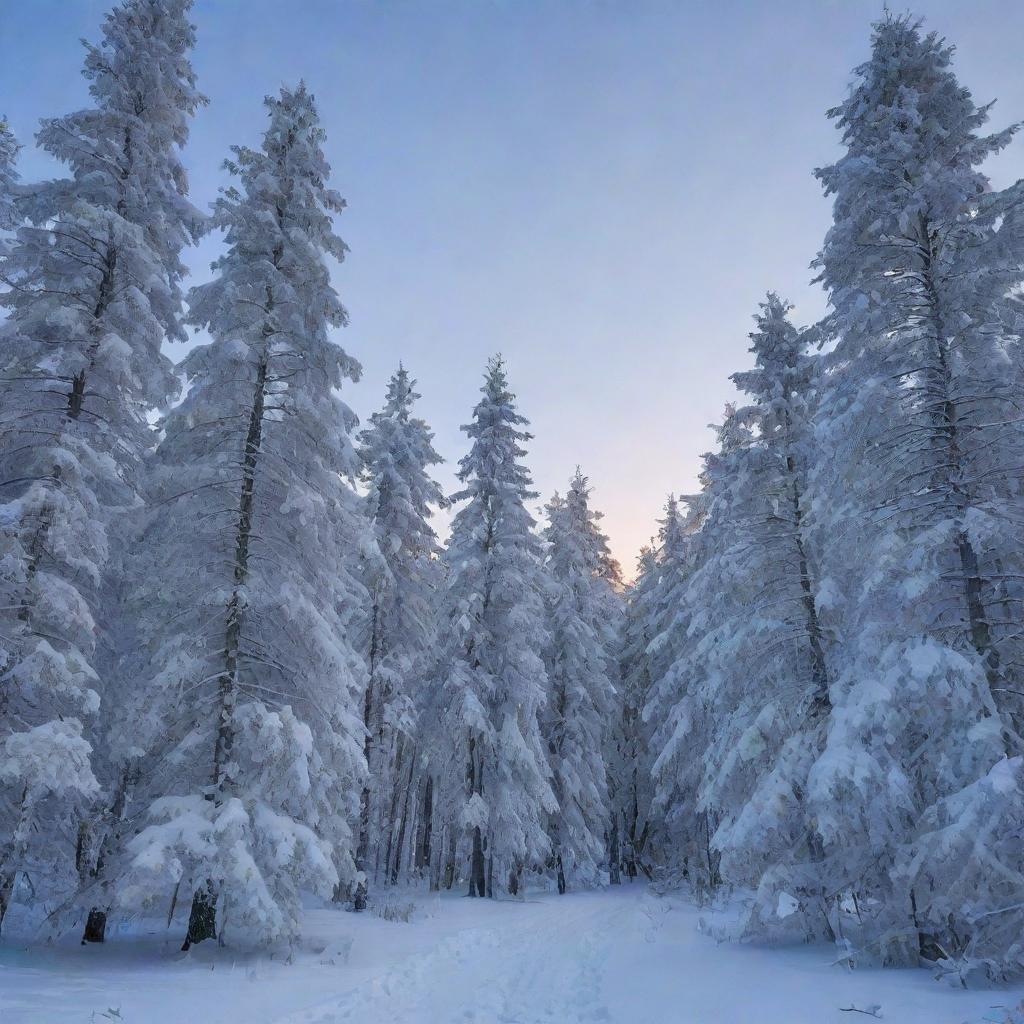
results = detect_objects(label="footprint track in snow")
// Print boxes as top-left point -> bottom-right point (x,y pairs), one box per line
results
271,903 -> 615,1024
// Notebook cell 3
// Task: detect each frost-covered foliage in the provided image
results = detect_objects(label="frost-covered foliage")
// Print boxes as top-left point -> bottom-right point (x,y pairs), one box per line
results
114,84 -> 370,946
429,357 -> 555,898
805,15 -> 1024,975
645,461 -> 732,892
660,299 -> 832,929
3,0 -> 1024,981
355,366 -> 446,897
0,0 -> 202,930
642,15 -> 1024,981
0,120 -> 19,247
542,470 -> 620,892
617,490 -> 706,888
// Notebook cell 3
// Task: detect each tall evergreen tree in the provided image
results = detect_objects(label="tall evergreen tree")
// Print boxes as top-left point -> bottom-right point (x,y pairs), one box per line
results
114,84 -> 369,948
656,297 -> 835,937
355,366 -> 445,903
431,357 -> 555,898
0,0 -> 203,932
647,450 -> 735,894
542,470 -> 619,893
616,494 -> 700,888
808,15 -> 1024,973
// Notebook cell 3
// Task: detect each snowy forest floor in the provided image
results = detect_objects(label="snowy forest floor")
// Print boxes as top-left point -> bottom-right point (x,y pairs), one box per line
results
2,885 -> 1023,1024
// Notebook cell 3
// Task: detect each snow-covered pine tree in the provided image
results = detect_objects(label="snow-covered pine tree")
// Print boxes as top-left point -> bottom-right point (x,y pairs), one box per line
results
542,470 -> 619,893
430,357 -> 555,898
641,496 -> 690,708
657,296 -> 836,940
808,15 -> 1024,974
646,446 -> 738,894
355,366 -> 445,903
114,84 -> 369,948
618,489 -> 700,888
0,0 -> 203,934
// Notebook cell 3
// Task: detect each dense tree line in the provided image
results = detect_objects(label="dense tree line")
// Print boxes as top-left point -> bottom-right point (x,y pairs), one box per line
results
1,0 -> 1022,985
638,17 -> 1024,983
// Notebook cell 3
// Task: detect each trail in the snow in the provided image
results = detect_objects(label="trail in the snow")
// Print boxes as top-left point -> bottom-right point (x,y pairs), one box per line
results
2,886 -> 1021,1024
276,897 -> 617,1024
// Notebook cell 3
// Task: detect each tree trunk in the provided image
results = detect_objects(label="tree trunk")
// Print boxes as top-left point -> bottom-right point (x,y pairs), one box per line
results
76,818 -> 107,944
428,820 -> 442,892
354,731 -> 372,907
0,795 -> 32,935
82,909 -> 107,944
0,872 -> 15,934
352,666 -> 373,910
466,733 -> 487,897
556,854 -> 566,895
382,736 -> 407,886
785,462 -> 830,710
401,780 -> 418,885
509,860 -> 522,897
919,226 -> 1001,703
79,765 -> 136,945
183,354 -> 268,949
469,827 -> 486,897
215,355 -> 268,791
957,529 -> 1000,681
632,821 -> 653,881
624,780 -> 639,880
416,775 -> 434,875
702,810 -> 721,890
608,814 -> 621,885
181,881 -> 217,951
910,887 -> 945,963
443,829 -> 456,891
67,242 -> 117,421
355,595 -> 383,909
390,761 -> 413,886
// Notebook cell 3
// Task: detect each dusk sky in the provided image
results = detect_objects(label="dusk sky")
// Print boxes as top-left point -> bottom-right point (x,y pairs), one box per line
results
4,0 -> 1024,573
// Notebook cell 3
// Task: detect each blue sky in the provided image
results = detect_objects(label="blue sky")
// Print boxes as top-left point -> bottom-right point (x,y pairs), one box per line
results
3,0 -> 1023,571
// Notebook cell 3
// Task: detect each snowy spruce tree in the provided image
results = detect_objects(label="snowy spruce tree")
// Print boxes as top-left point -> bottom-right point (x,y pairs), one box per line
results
541,470 -> 619,893
431,357 -> 555,898
113,84 -> 369,948
617,493 -> 701,887
807,15 -> 1024,974
0,0 -> 203,933
618,493 -> 698,889
355,366 -> 445,902
645,460 -> 731,893
656,297 -> 837,937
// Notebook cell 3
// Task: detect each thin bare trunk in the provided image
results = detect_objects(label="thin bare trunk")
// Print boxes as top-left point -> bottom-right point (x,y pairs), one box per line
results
786,465 -> 829,709
354,594 -> 383,909
443,828 -> 456,891
416,775 -> 434,875
919,220 -> 1001,702
68,237 -> 118,421
79,766 -> 135,944
607,813 -> 620,886
391,796 -> 410,886
182,353 -> 269,949
0,791 -> 32,935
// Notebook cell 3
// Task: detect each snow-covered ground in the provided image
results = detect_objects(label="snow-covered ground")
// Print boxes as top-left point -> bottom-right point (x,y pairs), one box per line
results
2,885 -> 1021,1024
